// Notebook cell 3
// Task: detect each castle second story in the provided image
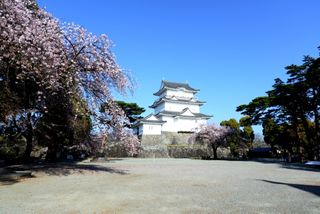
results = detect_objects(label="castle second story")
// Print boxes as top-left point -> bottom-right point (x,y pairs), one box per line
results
150,80 -> 206,114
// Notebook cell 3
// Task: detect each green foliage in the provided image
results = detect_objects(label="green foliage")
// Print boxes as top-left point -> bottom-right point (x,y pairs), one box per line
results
242,126 -> 254,147
236,96 -> 270,124
35,90 -> 92,160
237,47 -> 320,161
220,118 -> 240,130
220,117 -> 254,158
115,101 -> 145,127
239,116 -> 251,127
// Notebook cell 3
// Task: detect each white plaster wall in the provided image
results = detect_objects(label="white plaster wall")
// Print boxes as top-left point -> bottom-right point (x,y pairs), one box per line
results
197,119 -> 207,127
164,102 -> 200,113
161,116 -> 206,132
174,118 -> 201,132
160,116 -> 175,132
166,89 -> 193,99
142,124 -> 162,135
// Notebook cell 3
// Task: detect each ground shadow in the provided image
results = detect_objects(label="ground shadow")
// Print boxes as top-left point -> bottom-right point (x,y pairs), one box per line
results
0,176 -> 21,185
249,158 -> 320,172
90,157 -> 125,162
0,162 -> 128,185
0,168 -> 35,185
107,158 -> 124,161
259,179 -> 320,197
280,163 -> 320,172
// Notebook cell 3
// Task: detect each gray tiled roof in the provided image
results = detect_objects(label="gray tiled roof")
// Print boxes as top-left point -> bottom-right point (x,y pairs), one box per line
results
139,114 -> 166,123
156,110 -> 212,119
139,119 -> 166,124
154,80 -> 199,96
133,116 -> 166,127
162,80 -> 199,91
149,97 -> 205,108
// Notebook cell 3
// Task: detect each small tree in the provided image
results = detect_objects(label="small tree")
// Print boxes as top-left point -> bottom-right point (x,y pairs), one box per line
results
98,99 -> 141,157
191,124 -> 230,159
220,119 -> 241,156
220,117 -> 254,158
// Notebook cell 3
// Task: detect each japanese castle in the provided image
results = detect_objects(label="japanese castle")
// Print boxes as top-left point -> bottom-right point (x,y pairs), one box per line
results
134,80 -> 212,136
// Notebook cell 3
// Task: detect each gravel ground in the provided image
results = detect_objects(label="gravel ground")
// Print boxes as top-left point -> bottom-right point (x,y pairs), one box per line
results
0,158 -> 319,214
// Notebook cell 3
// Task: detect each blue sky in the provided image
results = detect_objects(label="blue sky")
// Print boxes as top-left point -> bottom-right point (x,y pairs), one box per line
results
38,0 -> 320,133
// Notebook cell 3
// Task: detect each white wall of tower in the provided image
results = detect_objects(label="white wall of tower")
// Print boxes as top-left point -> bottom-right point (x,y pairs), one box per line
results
164,102 -> 200,113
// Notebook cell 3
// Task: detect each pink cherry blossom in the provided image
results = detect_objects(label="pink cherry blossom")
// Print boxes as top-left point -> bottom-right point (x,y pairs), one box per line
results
0,0 -> 140,155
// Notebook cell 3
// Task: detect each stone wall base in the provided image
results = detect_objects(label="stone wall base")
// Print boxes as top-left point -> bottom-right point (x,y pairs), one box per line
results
138,132 -> 231,158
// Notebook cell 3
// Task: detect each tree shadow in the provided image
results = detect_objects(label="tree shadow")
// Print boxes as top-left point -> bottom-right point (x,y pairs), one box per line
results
0,175 -> 23,185
249,158 -> 320,172
280,163 -> 320,172
0,162 -> 128,185
0,168 -> 35,185
259,179 -> 320,197
91,158 -> 125,163
107,158 -> 124,161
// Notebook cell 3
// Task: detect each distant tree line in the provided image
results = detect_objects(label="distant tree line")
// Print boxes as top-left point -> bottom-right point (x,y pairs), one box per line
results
237,47 -> 320,162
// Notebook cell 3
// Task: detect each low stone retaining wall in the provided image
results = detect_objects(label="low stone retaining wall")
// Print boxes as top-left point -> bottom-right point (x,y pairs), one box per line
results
104,141 -> 131,158
139,132 -> 230,158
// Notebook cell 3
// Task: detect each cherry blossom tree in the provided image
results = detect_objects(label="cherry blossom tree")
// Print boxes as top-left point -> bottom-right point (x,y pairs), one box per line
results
191,124 -> 231,159
98,99 -> 140,156
0,0 -> 67,159
0,0 -> 140,159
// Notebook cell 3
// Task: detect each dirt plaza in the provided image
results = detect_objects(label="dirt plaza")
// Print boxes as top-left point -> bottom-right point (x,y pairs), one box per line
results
0,158 -> 319,213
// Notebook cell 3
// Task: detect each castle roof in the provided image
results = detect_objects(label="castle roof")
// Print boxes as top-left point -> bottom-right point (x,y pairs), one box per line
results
156,108 -> 212,119
133,114 -> 166,127
149,96 -> 206,108
154,80 -> 199,96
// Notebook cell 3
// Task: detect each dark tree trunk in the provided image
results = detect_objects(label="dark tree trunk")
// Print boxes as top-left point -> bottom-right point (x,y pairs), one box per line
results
24,112 -> 33,161
46,133 -> 60,162
300,118 -> 314,160
292,120 -> 302,162
46,142 -> 58,162
212,145 -> 218,160
314,110 -> 320,160
287,147 -> 293,163
311,88 -> 320,160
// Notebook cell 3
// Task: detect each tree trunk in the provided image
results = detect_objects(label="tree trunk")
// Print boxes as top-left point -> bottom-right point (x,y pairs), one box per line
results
286,147 -> 294,163
292,120 -> 302,162
46,143 -> 58,162
300,118 -> 314,160
46,131 -> 61,162
314,110 -> 320,160
212,145 -> 218,160
24,112 -> 33,161
311,88 -> 320,160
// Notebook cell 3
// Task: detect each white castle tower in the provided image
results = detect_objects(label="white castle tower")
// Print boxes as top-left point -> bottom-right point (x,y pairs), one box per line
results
134,80 -> 212,136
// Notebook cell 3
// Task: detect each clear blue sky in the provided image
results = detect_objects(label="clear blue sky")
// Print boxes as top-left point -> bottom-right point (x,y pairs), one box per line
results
38,0 -> 320,133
